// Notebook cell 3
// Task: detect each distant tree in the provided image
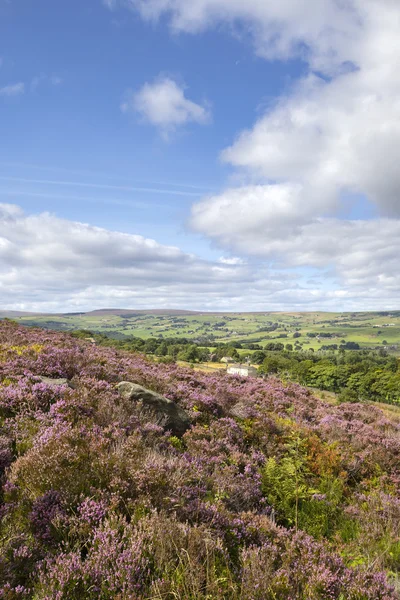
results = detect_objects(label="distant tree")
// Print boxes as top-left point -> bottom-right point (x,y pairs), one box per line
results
230,341 -> 243,349
155,342 -> 168,357
340,342 -> 360,350
261,355 -> 291,374
178,345 -> 201,363
144,338 -> 159,353
265,342 -> 285,352
252,350 -> 267,364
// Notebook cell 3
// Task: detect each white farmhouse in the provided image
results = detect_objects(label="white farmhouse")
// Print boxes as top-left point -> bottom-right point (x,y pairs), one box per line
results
227,364 -> 258,377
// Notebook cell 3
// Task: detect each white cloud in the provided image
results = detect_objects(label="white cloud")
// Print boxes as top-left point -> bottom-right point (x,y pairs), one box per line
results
124,0 -> 362,71
2,202 -> 400,311
191,184 -> 328,245
4,203 -> 397,312
0,82 -> 24,97
122,76 -> 211,137
221,67 -> 400,218
191,184 -> 400,292
218,256 -> 245,265
0,203 -> 293,312
272,218 -> 400,305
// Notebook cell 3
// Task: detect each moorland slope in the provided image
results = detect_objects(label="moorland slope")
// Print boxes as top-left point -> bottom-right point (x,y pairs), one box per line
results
0,321 -> 399,599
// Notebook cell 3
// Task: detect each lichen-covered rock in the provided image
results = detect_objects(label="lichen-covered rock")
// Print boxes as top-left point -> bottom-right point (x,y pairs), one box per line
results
116,381 -> 191,437
228,402 -> 254,420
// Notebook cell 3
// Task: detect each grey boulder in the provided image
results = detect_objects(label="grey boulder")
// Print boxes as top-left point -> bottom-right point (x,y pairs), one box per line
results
228,402 -> 255,420
116,382 -> 191,437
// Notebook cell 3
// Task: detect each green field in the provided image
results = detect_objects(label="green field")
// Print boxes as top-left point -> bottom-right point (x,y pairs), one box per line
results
3,309 -> 400,352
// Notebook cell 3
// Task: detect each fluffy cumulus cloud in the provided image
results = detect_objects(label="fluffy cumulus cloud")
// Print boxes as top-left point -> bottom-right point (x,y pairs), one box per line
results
191,184 -> 323,244
122,76 -> 210,138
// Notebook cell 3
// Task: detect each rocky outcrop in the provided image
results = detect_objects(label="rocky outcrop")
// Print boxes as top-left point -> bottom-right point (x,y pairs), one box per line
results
116,382 -> 191,437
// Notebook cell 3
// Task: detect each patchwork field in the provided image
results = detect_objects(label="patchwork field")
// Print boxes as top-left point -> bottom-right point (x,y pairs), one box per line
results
3,309 -> 400,352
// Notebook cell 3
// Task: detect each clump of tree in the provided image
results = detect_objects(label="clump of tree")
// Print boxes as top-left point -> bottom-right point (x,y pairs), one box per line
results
259,348 -> 400,405
71,331 -> 246,364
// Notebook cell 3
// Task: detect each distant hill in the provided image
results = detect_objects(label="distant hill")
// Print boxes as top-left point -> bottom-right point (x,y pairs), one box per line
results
0,308 -> 284,318
3,307 -> 399,318
0,310 -> 56,318
0,309 -> 199,318
84,308 -> 201,316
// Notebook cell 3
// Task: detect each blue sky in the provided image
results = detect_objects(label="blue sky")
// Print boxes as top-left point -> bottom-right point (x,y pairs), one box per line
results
0,0 -> 399,312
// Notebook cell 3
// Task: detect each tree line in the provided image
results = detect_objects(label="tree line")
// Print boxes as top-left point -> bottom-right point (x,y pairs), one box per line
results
258,348 -> 400,405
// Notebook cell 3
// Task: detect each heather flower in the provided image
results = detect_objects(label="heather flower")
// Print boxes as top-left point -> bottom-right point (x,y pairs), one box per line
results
29,490 -> 65,544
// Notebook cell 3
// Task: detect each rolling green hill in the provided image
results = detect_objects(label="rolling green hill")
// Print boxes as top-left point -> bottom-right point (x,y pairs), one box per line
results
3,309 -> 400,352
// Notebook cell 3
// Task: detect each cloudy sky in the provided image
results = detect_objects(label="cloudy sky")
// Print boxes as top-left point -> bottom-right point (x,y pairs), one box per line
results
0,0 -> 399,312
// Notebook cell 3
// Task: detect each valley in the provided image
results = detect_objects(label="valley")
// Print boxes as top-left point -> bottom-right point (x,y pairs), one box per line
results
5,309 -> 400,352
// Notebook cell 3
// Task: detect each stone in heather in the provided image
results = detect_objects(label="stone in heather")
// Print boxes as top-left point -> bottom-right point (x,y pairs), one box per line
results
116,381 -> 190,437
38,376 -> 70,387
228,402 -> 254,420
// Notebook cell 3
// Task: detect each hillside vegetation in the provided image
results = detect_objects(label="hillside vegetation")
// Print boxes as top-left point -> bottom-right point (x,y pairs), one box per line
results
0,321 -> 400,599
